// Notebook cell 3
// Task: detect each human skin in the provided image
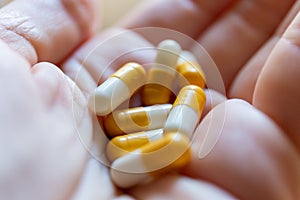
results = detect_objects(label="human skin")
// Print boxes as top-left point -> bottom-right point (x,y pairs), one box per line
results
0,0 -> 299,199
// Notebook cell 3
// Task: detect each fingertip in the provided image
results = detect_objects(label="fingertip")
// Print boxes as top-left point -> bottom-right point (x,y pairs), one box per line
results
31,62 -> 69,106
225,98 -> 252,108
202,89 -> 227,118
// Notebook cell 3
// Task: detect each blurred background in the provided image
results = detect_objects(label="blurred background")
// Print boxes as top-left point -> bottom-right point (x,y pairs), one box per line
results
0,0 -> 141,28
101,0 -> 141,28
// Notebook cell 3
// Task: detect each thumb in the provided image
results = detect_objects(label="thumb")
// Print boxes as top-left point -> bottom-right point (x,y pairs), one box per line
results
0,0 -> 99,65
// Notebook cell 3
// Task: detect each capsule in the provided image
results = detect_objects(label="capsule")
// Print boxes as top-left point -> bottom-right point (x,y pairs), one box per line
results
89,63 -> 146,116
106,129 -> 164,162
164,85 -> 206,138
110,133 -> 190,188
142,40 -> 181,105
177,51 -> 206,88
104,104 -> 172,137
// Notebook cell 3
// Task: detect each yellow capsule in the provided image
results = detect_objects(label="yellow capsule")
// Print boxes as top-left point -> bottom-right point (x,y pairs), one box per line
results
110,132 -> 190,188
104,104 -> 172,137
177,51 -> 206,88
89,63 -> 146,116
142,40 -> 181,105
164,85 -> 206,138
106,129 -> 164,162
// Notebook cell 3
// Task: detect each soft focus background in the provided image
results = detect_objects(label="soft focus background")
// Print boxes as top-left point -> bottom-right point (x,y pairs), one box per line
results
101,0 -> 141,28
0,0 -> 9,7
0,0 -> 141,28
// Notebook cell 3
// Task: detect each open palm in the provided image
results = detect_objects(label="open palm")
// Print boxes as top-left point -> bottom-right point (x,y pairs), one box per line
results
0,0 -> 299,199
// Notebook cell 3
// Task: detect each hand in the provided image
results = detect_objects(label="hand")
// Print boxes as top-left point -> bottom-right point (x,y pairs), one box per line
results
64,0 -> 300,199
0,0 -> 98,199
1,0 -> 300,200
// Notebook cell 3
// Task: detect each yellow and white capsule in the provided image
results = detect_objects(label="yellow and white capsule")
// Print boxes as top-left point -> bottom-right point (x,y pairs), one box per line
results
104,104 -> 172,137
142,40 -> 181,105
106,129 -> 164,162
110,133 -> 190,188
89,63 -> 146,116
177,51 -> 206,88
164,85 -> 206,138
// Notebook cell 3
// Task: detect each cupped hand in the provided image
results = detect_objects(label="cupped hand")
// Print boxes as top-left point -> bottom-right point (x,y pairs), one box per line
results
0,0 -> 300,200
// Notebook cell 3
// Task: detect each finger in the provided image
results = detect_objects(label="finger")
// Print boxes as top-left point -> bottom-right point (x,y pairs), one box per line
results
35,66 -> 94,200
119,0 -> 236,47
32,62 -> 67,106
62,28 -> 155,96
0,0 -> 98,65
63,58 -> 97,97
229,1 -> 300,102
184,100 -> 300,200
195,0 -> 295,90
129,174 -> 237,200
0,42 -> 93,199
253,11 -> 300,150
228,38 -> 278,102
202,89 -> 227,119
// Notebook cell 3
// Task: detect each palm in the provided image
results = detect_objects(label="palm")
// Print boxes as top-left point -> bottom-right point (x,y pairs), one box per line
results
63,0 -> 300,199
1,0 -> 300,199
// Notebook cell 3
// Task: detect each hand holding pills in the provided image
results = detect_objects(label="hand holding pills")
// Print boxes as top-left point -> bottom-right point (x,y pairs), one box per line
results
89,40 -> 207,188
1,0 -> 300,199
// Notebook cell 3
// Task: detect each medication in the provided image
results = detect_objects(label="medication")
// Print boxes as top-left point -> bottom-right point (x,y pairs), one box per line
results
106,129 -> 164,162
177,51 -> 206,88
89,63 -> 146,116
110,133 -> 190,188
104,104 -> 172,137
164,85 -> 206,138
89,39 -> 207,189
142,40 -> 181,105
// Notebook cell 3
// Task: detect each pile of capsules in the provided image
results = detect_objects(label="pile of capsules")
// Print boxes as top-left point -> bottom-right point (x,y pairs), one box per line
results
89,40 -> 206,188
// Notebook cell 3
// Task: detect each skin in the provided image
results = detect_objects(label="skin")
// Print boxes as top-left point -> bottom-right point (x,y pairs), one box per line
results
0,0 -> 300,199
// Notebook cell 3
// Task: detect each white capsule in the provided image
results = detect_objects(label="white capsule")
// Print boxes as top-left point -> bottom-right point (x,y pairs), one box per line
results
142,40 -> 182,105
106,129 -> 164,162
156,40 -> 182,67
104,104 -> 172,137
110,133 -> 190,188
89,63 -> 146,116
177,51 -> 206,88
178,50 -> 198,65
164,85 -> 206,138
